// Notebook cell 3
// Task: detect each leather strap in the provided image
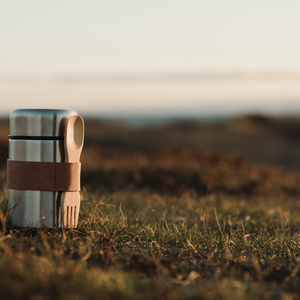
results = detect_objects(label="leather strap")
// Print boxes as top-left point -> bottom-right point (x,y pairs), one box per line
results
7,160 -> 81,192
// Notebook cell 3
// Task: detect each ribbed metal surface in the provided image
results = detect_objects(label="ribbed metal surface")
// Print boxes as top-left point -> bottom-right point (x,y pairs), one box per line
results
8,109 -> 77,228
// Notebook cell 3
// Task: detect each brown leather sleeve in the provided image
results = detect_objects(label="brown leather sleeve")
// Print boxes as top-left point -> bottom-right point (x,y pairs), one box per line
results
7,160 -> 81,192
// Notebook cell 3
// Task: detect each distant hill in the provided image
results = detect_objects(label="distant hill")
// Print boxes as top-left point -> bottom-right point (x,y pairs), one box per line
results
1,114 -> 300,173
82,114 -> 300,170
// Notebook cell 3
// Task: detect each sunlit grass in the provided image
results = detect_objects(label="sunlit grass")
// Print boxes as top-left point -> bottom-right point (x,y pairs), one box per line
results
0,184 -> 300,299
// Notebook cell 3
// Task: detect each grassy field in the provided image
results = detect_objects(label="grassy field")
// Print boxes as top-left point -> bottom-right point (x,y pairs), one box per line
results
1,116 -> 300,299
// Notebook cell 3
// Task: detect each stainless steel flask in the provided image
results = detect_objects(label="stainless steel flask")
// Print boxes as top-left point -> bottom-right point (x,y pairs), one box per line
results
8,109 -> 77,228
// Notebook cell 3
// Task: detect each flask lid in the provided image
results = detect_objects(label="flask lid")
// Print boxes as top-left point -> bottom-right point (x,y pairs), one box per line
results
9,109 -> 77,138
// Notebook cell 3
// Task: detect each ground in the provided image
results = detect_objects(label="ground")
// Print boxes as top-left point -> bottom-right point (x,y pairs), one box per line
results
0,115 -> 300,299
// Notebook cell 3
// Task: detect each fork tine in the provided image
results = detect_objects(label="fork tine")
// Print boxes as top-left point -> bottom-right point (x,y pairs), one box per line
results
60,192 -> 81,228
70,207 -> 73,227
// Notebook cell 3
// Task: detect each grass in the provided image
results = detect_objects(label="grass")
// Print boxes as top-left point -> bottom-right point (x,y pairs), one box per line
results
1,168 -> 300,299
1,118 -> 300,299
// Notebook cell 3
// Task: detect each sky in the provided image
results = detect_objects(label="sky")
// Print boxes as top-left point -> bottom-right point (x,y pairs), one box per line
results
1,0 -> 300,117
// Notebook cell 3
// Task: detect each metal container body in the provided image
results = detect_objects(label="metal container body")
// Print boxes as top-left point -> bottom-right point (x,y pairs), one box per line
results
8,109 -> 77,228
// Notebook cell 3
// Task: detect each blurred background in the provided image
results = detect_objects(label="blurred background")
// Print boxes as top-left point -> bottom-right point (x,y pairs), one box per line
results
1,0 -> 300,117
1,0 -> 300,182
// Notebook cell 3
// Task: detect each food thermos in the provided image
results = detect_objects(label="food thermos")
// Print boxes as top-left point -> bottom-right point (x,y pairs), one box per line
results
7,109 -> 83,228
